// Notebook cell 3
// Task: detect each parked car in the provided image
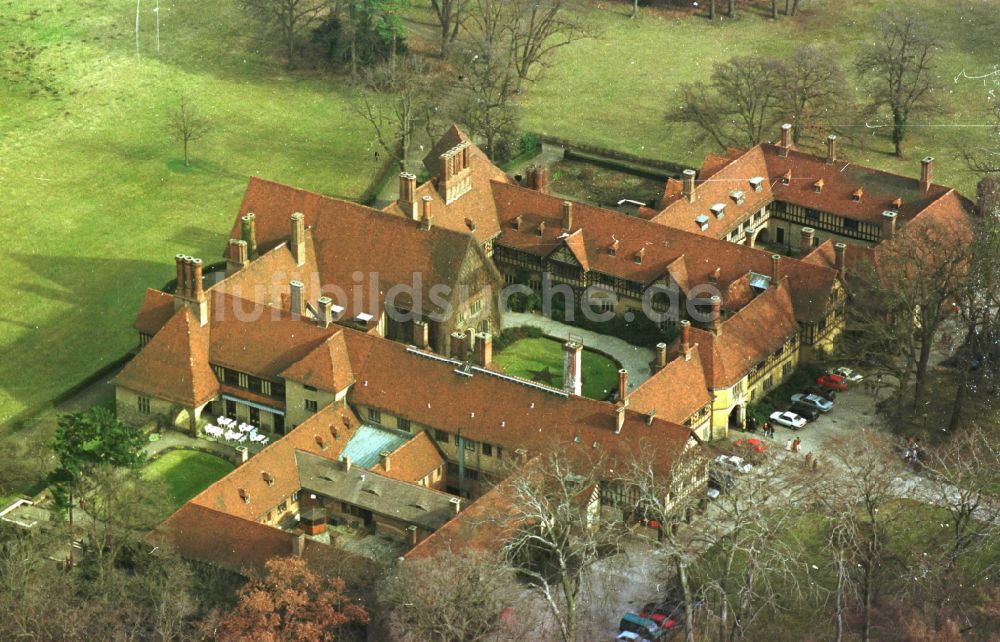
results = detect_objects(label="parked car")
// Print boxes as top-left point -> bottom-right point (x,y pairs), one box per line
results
714,454 -> 752,474
788,403 -> 820,421
619,612 -> 663,640
734,438 -> 768,452
615,631 -> 644,642
804,385 -> 838,402
769,410 -> 808,430
639,600 -> 685,630
791,393 -> 834,412
829,367 -> 864,383
816,373 -> 849,391
709,468 -> 736,492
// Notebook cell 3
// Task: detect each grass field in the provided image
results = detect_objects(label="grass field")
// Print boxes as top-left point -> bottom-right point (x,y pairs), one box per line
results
143,449 -> 233,511
0,0 -> 378,430
494,337 -> 620,400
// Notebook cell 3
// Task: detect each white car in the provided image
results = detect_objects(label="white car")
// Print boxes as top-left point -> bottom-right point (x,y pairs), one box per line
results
791,393 -> 834,412
616,632 -> 643,642
830,367 -> 864,383
769,411 -> 807,430
714,454 -> 752,474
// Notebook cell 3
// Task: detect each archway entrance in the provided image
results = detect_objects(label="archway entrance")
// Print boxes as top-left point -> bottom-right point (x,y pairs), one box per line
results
728,405 -> 744,430
753,227 -> 770,246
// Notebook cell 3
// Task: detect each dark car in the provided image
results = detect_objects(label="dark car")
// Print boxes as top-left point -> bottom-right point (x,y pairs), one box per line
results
789,403 -> 820,421
804,385 -> 837,402
709,468 -> 736,492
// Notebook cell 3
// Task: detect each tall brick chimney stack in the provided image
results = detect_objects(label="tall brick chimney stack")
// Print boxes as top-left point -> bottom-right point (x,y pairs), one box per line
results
680,319 -> 691,360
290,280 -> 305,318
780,123 -> 793,156
317,296 -> 333,328
562,341 -> 583,396
174,255 -> 209,326
421,196 -> 433,230
474,332 -> 493,367
241,213 -> 257,258
800,227 -> 815,256
682,169 -> 697,203
398,173 -> 419,221
450,331 -> 467,361
562,201 -> 573,231
439,142 -> 472,204
826,135 -> 837,163
226,239 -> 248,276
290,212 -> 306,267
175,254 -> 187,298
655,342 -> 668,370
191,258 -> 205,302
920,157 -> 934,192
618,369 -> 628,402
412,319 -> 429,349
535,166 -> 550,194
771,254 -> 781,284
710,295 -> 722,335
181,256 -> 193,299
615,403 -> 626,434
834,242 -> 847,281
881,211 -> 897,241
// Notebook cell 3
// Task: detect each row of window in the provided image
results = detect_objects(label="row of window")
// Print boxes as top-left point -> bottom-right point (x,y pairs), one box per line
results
433,429 -> 503,458
213,365 -> 285,400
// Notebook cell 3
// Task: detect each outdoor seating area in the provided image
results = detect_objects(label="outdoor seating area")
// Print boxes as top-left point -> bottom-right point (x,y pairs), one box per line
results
202,416 -> 270,446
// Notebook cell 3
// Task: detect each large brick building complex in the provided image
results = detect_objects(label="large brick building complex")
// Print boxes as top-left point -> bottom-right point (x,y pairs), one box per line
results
126,124 -> 973,571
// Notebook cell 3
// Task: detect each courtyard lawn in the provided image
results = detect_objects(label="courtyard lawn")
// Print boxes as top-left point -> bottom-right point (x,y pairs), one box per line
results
143,449 -> 234,512
0,0 -> 378,431
493,337 -> 620,400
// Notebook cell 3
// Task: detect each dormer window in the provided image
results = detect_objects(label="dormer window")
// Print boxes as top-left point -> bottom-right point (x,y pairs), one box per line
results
262,472 -> 274,487
512,215 -> 523,230
813,179 -> 824,193
239,488 -> 250,504
749,176 -> 764,192
315,435 -> 327,450
634,247 -> 645,264
536,222 -> 545,237
892,197 -> 903,210
695,214 -> 710,232
710,203 -> 726,219
729,190 -> 745,205
852,188 -> 863,202
608,239 -> 619,256
782,171 -> 792,185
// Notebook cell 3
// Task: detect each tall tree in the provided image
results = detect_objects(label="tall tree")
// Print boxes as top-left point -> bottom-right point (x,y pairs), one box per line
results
966,102 -> 1000,173
355,55 -> 435,169
167,94 -> 211,168
217,556 -> 368,641
775,45 -> 847,143
239,0 -> 327,68
430,0 -> 465,57
451,39 -> 521,161
855,13 -> 940,157
505,0 -> 588,89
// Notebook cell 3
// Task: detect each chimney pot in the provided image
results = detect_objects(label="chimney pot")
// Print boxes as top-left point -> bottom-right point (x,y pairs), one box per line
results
780,123 -> 793,153
562,341 -> 583,396
655,342 -> 668,370
710,295 -> 722,335
290,280 -> 305,317
826,134 -> 837,163
771,254 -> 781,284
562,201 -> 573,230
618,369 -> 628,401
474,332 -> 493,367
683,169 -> 697,203
680,319 -> 691,360
834,242 -> 847,281
379,450 -> 391,473
241,213 -> 257,257
881,211 -> 897,241
174,254 -> 187,296
449,496 -> 462,513
412,319 -> 429,349
317,296 -> 333,328
450,331 -> 467,361
920,157 -> 934,192
421,196 -> 433,230
190,258 -> 205,301
800,227 -> 815,257
615,404 -> 626,434
290,212 -> 305,267
399,173 -> 418,220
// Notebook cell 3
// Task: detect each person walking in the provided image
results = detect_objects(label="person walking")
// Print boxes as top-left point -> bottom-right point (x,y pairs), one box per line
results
792,437 -> 801,453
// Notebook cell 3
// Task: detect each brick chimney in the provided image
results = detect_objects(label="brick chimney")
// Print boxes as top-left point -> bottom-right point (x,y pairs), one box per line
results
710,295 -> 722,335
881,211 -> 897,241
316,296 -> 333,328
800,227 -> 815,256
290,212 -> 305,267
771,254 -> 781,284
826,134 -> 837,163
379,451 -> 391,473
174,254 -> 187,298
191,258 -> 205,302
535,166 -> 550,194
655,342 -> 668,370
174,255 -> 209,326
562,201 -> 573,231
780,123 -> 793,156
562,341 -> 582,396
412,319 -> 429,349
450,331 -> 467,360
834,242 -> 847,281
241,213 -> 257,258
920,157 -> 934,192
290,280 -> 305,317
407,524 -> 418,548
421,196 -> 433,230
226,239 -> 248,275
449,496 -> 462,514
398,173 -> 419,220
680,319 -> 691,360
682,169 -> 697,203
617,369 -> 628,401
474,332 -> 493,367
439,142 -> 472,204
615,403 -> 626,434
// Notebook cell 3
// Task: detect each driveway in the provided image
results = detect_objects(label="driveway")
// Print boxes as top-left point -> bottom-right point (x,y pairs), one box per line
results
502,312 -> 656,392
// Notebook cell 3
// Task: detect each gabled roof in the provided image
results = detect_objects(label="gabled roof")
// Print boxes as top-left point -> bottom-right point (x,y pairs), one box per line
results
113,306 -> 218,407
280,332 -> 354,394
132,289 -> 176,336
370,431 -> 446,484
629,345 -> 712,425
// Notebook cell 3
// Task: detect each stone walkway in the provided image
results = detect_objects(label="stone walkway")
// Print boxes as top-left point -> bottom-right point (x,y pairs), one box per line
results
144,429 -> 241,460
502,312 -> 656,392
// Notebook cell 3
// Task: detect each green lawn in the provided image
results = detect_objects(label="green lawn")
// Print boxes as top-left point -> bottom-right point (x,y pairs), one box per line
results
521,0 -> 996,197
143,449 -> 234,511
493,337 -> 620,400
0,0 -> 379,430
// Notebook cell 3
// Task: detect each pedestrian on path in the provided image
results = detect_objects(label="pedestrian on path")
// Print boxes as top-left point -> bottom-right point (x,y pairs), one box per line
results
792,437 -> 802,453
786,438 -> 793,451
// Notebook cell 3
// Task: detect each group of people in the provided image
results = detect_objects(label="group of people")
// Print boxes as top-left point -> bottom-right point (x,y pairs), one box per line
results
745,417 -> 776,438
903,436 -> 922,464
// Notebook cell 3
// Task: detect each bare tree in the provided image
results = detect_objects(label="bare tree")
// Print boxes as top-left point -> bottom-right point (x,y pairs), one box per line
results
667,55 -> 782,150
355,55 -> 435,169
380,550 -> 534,641
505,0 -> 589,89
451,39 -> 521,161
430,0 -> 466,57
167,94 -> 211,168
501,453 -> 620,642
816,431 -> 902,642
239,0 -> 327,68
775,45 -> 847,143
855,13 -> 940,157
966,102 -> 1000,174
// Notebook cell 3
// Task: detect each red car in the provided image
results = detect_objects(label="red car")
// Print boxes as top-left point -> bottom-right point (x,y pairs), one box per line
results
816,373 -> 849,391
734,438 -> 767,452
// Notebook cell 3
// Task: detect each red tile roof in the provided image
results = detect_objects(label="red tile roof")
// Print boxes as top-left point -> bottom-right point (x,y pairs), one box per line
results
629,345 -> 711,424
280,332 -> 355,394
113,306 -> 219,407
132,289 -> 176,336
370,431 -> 445,484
